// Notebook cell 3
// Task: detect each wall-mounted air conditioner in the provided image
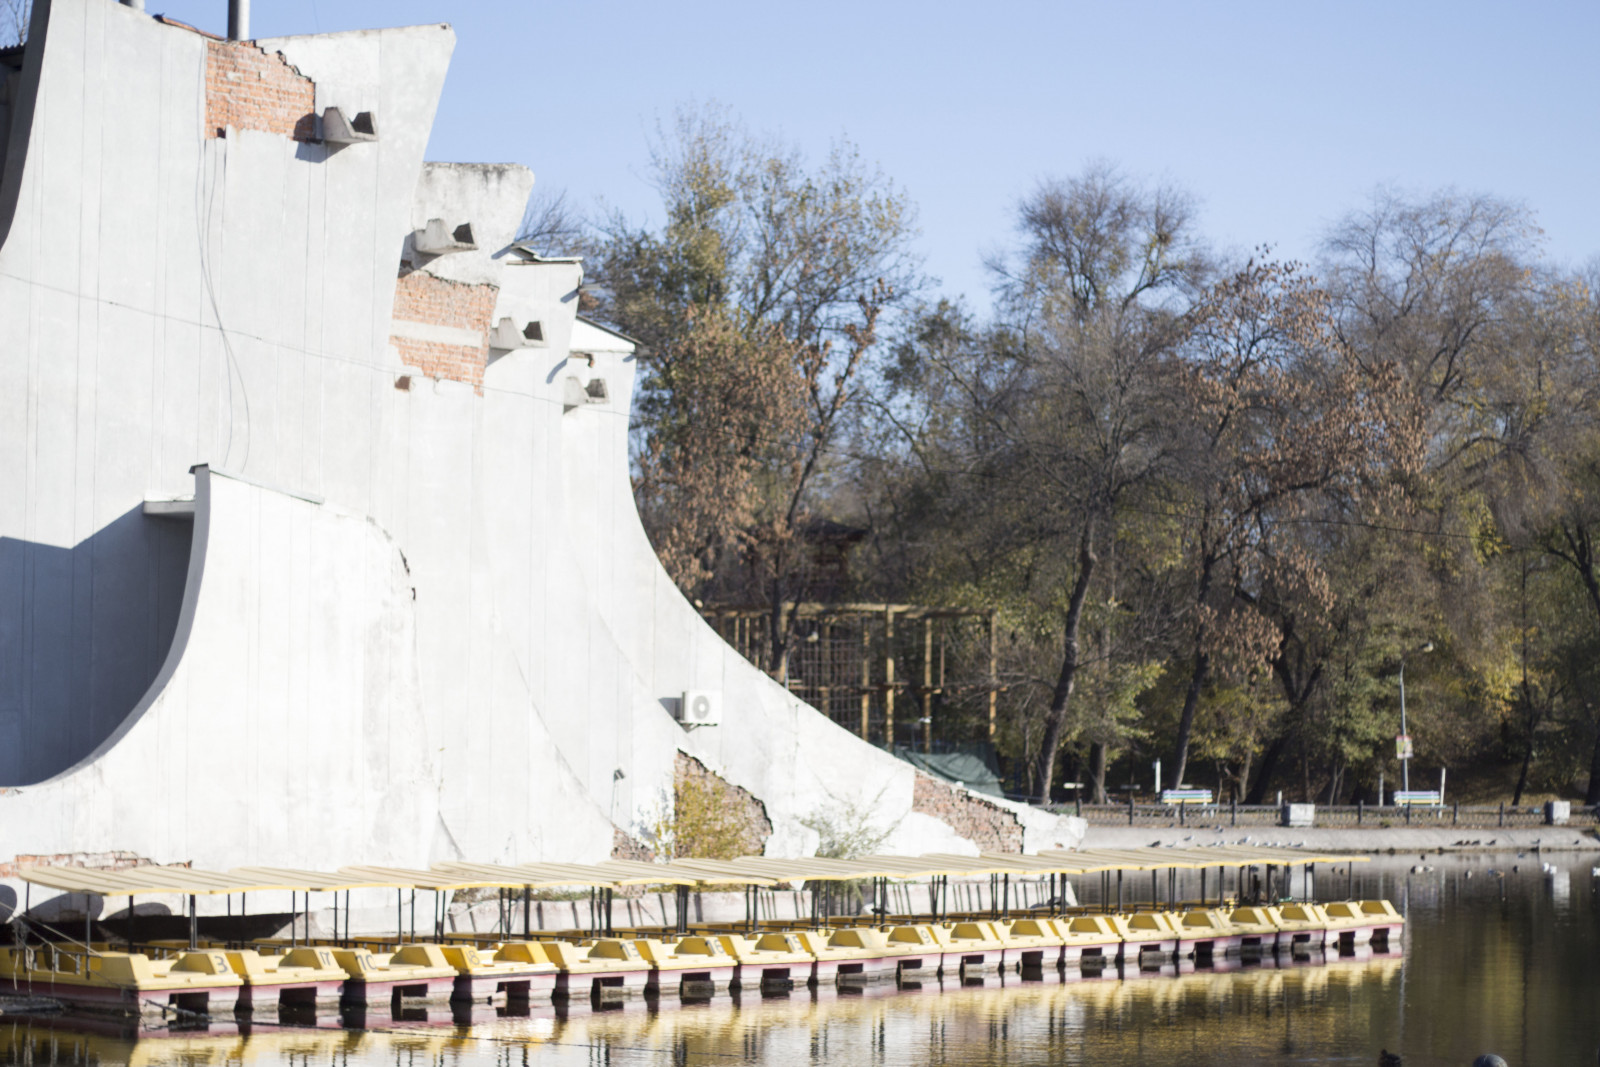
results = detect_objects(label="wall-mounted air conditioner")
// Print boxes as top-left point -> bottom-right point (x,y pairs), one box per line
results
678,690 -> 722,727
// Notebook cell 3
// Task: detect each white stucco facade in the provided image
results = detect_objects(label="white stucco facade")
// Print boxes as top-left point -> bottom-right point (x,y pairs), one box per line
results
0,0 -> 1081,913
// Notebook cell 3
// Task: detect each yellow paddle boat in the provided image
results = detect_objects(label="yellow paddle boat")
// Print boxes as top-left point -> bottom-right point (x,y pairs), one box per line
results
1165,909 -> 1244,959
459,941 -> 560,1002
224,947 -> 347,1011
928,921 -> 1009,974
633,936 -> 737,996
1322,900 -> 1403,946
789,928 -> 896,984
716,933 -> 816,990
1224,906 -> 1283,952
1109,912 -> 1180,959
437,943 -> 560,1004
0,945 -> 243,1017
1273,902 -> 1332,948
1055,915 -> 1124,968
329,946 -> 456,1006
996,918 -> 1068,971
538,939 -> 653,999
879,925 -> 944,980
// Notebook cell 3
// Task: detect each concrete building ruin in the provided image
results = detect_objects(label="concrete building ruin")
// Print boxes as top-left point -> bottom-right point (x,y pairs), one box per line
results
0,0 -> 1082,910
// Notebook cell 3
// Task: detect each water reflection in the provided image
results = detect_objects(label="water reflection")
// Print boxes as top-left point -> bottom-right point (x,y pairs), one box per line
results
2,855 -> 1595,1066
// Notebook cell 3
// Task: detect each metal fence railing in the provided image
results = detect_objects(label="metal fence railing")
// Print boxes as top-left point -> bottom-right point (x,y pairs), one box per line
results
1051,800 -> 1600,829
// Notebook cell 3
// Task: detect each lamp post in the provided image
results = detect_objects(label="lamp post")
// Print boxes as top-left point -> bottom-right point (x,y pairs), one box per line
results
1397,642 -> 1433,794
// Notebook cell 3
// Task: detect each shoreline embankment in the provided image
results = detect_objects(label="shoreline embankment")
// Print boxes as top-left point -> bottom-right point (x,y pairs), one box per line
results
1081,825 -> 1600,853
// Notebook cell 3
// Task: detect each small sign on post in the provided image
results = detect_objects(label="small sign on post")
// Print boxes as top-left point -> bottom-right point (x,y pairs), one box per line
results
1395,734 -> 1414,760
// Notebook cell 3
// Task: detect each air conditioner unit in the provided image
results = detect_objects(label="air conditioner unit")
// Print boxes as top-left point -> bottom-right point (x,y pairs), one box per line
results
679,690 -> 722,727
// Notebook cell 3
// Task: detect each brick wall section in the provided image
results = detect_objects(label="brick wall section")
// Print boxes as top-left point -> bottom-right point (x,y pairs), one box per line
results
204,39 -> 317,141
0,851 -> 172,878
912,772 -> 1024,852
389,269 -> 499,393
611,828 -> 656,862
675,753 -> 773,857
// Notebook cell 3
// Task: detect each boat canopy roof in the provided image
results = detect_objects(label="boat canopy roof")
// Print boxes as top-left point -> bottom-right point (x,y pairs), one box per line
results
15,845 -> 1364,897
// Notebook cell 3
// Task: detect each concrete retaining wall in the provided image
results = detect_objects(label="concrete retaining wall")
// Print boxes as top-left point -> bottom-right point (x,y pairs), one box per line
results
0,0 -> 1083,920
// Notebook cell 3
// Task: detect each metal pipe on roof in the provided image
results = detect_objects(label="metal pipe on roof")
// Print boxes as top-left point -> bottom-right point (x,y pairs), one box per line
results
121,0 -> 145,10
227,0 -> 249,41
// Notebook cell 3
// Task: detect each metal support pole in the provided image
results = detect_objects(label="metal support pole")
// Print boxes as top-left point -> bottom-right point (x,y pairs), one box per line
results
397,889 -> 403,942
227,0 -> 250,40
860,624 -> 872,740
188,894 -> 197,950
1116,870 -> 1123,912
524,886 -> 532,938
884,609 -> 897,746
987,611 -> 998,740
127,895 -> 134,952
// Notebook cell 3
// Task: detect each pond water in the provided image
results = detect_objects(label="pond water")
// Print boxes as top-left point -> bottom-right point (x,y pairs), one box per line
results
3,854 -> 1596,1067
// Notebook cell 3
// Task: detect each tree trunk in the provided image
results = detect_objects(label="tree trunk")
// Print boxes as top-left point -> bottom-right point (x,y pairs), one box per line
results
1512,735 -> 1534,806
1089,742 -> 1108,804
1586,727 -> 1600,806
1169,648 -> 1210,792
1244,732 -> 1289,805
1030,534 -> 1097,805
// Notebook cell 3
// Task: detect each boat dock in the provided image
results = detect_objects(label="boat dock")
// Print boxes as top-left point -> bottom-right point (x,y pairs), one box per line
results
3,846 -> 1398,1019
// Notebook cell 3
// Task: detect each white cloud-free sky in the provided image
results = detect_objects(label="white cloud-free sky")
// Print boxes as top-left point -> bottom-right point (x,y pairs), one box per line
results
155,0 -> 1598,308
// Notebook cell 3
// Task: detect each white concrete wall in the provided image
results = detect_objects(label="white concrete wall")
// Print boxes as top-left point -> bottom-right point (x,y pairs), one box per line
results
0,0 -> 1082,918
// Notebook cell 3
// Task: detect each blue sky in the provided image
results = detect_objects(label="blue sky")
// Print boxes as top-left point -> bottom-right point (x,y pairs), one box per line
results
157,0 -> 1598,309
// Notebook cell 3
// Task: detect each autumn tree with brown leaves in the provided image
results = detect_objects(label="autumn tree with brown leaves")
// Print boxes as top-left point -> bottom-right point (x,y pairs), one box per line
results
588,106 -> 917,681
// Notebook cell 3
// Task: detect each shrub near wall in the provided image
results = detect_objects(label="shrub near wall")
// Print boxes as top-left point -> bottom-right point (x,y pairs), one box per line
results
671,753 -> 773,859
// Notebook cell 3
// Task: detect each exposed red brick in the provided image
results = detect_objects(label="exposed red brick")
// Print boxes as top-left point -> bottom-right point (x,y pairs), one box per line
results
611,828 -> 656,862
389,270 -> 500,393
912,772 -> 1023,852
0,851 -> 180,878
204,39 -> 316,141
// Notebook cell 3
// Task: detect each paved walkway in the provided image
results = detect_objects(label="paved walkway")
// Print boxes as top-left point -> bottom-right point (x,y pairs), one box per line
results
1081,825 -> 1600,853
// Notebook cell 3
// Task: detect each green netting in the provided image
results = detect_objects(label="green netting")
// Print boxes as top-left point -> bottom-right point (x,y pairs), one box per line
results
893,744 -> 1005,797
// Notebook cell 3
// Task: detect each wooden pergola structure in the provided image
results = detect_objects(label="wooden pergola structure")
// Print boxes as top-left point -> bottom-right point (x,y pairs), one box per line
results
700,602 -> 1000,749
